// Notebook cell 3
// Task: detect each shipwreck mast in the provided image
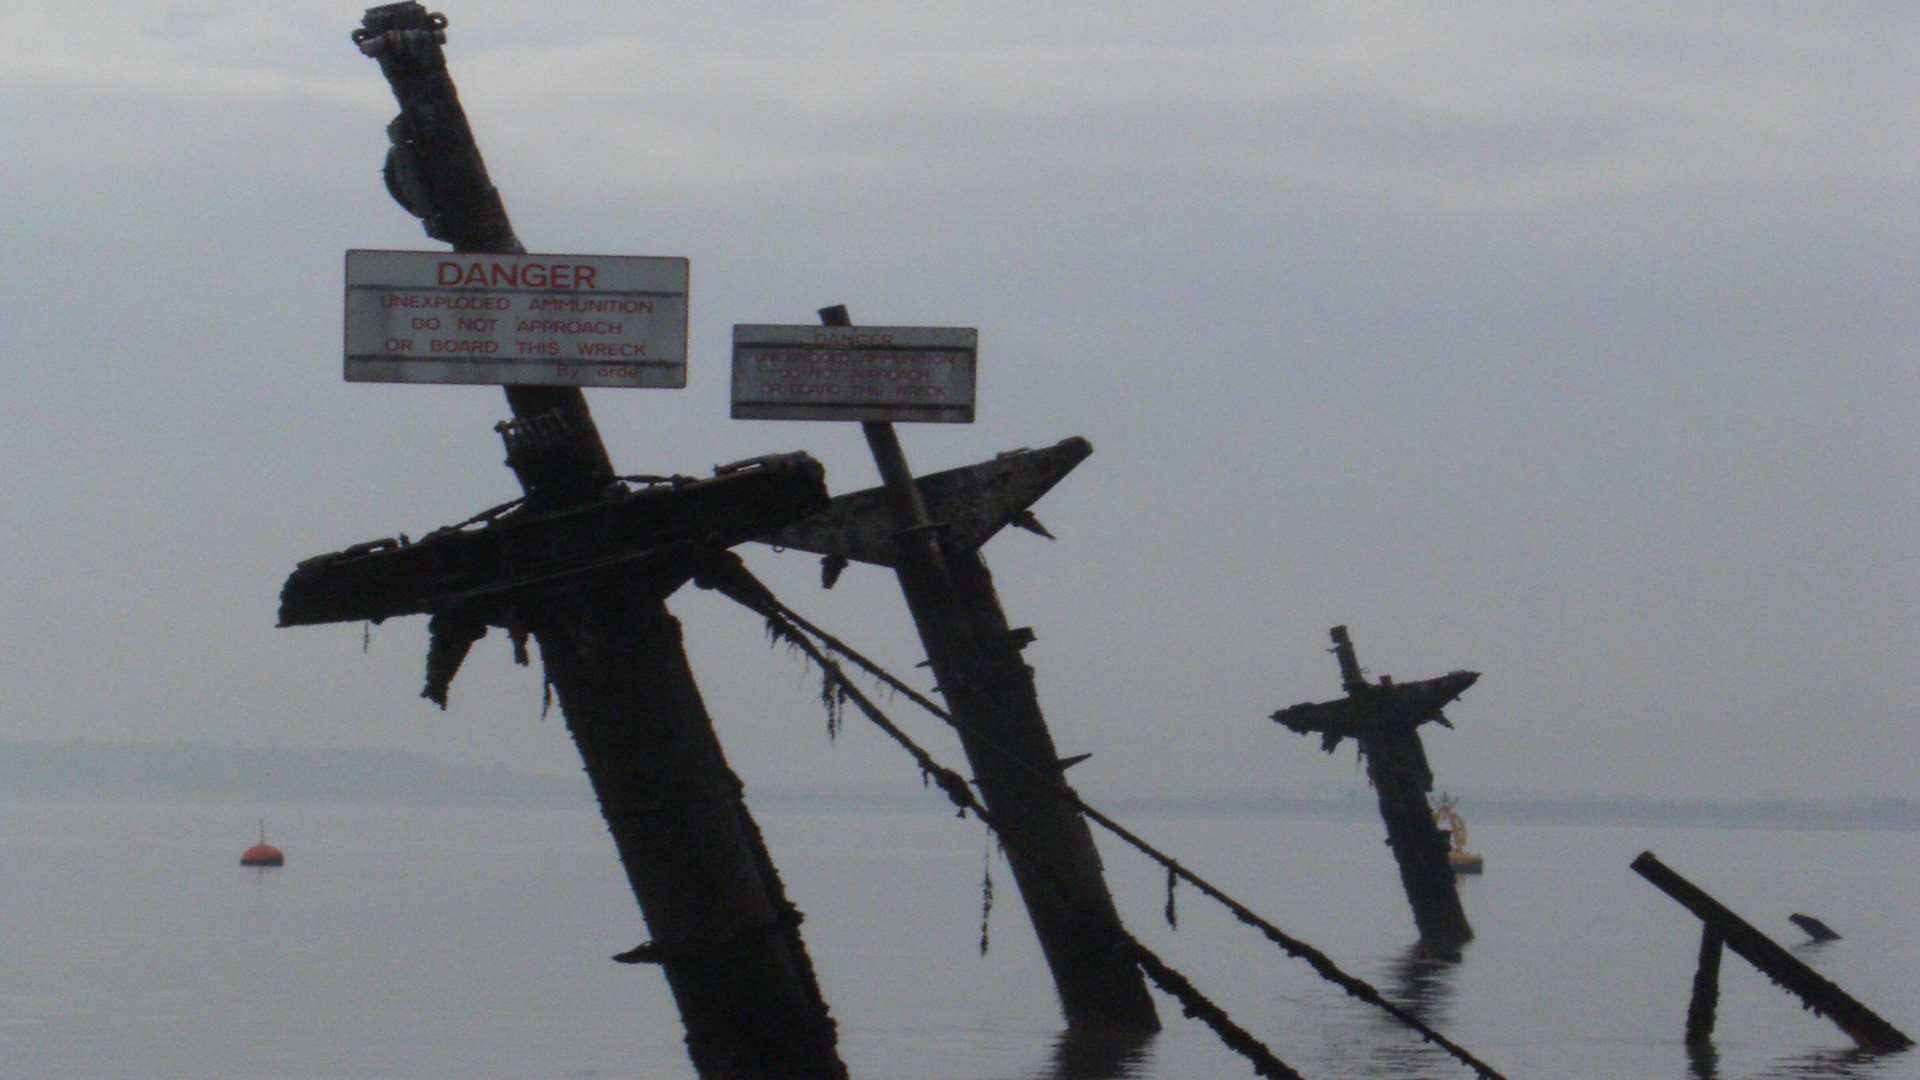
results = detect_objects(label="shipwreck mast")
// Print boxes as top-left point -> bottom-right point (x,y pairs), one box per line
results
1270,626 -> 1477,954
277,7 -> 850,1075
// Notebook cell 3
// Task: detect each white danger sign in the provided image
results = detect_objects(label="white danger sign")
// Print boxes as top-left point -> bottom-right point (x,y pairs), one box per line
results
731,324 -> 977,423
344,249 -> 688,388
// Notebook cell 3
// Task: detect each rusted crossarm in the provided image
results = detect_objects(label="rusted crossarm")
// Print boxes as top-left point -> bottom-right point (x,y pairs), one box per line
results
759,438 -> 1091,567
1271,671 -> 1477,753
1270,697 -> 1365,753
279,453 -> 825,627
1382,671 -> 1480,730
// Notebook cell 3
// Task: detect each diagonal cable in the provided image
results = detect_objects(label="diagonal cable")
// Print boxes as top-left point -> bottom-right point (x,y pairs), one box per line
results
695,556 -> 1303,1079
695,553 -> 1507,1080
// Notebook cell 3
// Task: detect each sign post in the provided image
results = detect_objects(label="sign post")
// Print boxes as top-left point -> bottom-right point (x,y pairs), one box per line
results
730,324 -> 976,422
731,306 -> 1160,1032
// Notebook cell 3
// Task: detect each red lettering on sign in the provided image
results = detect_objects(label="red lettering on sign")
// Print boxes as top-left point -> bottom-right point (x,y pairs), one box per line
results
435,261 -> 599,290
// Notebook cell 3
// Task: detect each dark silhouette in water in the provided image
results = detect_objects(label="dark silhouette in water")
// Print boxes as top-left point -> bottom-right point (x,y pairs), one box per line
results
1386,943 -> 1460,1026
1347,944 -> 1462,1078
1686,1037 -> 1721,1080
1271,626 -> 1479,954
1026,1028 -> 1155,1080
1688,1040 -> 1890,1080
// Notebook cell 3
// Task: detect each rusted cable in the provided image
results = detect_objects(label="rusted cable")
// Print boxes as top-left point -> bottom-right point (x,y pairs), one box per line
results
696,557 -> 1304,1079
696,554 -> 1507,1080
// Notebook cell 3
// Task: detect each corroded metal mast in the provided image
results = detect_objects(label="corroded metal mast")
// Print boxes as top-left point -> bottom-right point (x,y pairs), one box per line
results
1271,626 -> 1476,954
777,307 -> 1158,1030
279,6 -> 850,1075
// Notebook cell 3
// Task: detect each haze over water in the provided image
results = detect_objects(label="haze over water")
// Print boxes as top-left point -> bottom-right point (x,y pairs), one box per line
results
7,794 -> 1915,1079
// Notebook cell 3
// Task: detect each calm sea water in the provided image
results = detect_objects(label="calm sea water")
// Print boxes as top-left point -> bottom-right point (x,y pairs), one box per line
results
4,794 -> 1916,1079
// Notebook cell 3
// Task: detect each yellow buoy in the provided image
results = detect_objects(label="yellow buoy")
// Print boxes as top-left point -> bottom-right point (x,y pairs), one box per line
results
1432,794 -> 1482,875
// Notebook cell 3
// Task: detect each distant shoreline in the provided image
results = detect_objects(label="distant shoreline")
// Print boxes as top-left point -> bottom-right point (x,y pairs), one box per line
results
747,785 -> 1920,833
5,740 -> 1914,831
0,739 -> 582,806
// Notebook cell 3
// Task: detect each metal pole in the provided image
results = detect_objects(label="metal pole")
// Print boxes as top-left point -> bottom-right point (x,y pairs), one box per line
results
352,8 -> 845,1075
1365,733 -> 1473,954
819,306 -> 1158,1030
1331,628 -> 1473,953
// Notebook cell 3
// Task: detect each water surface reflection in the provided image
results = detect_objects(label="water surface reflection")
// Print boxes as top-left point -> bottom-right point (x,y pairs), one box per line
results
1685,1038 -> 1720,1079
1755,1045 -> 1897,1078
1685,1038 -> 1896,1079
1351,945 -> 1466,1068
1385,944 -> 1459,1027
1019,1028 -> 1156,1080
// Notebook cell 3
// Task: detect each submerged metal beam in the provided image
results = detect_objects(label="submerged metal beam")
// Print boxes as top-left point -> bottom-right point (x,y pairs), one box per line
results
1632,851 -> 1912,1053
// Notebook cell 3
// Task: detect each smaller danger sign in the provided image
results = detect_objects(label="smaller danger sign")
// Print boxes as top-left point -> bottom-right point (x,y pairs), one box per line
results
731,325 -> 977,423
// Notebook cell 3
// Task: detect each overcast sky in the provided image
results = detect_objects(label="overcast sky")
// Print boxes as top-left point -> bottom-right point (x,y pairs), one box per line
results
3,4 -> 1914,804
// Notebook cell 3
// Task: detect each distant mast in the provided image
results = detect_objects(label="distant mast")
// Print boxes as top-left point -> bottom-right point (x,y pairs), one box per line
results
240,820 -> 285,868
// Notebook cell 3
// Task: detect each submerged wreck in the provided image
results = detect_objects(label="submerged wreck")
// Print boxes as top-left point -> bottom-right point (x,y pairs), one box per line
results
263,6 -> 1915,1078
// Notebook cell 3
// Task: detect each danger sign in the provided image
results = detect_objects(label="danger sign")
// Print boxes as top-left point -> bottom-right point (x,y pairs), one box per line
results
731,324 -> 977,423
344,249 -> 689,388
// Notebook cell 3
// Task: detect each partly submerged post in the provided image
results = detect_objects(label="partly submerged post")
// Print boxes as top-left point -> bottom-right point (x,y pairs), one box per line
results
727,306 -> 1157,1031
1270,626 -> 1477,954
1685,928 -> 1724,1044
1631,851 -> 1912,1052
277,7 -> 850,1076
827,305 -> 1155,1031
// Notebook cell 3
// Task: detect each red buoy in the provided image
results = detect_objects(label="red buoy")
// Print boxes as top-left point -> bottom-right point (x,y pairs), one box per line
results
241,820 -> 285,868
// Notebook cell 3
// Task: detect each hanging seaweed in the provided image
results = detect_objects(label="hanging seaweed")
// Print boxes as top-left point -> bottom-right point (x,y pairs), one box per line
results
820,675 -> 846,741
541,674 -> 553,720
508,622 -> 531,667
979,825 -> 995,956
1165,865 -> 1179,930
760,608 -> 854,744
362,622 -> 372,654
764,614 -> 811,661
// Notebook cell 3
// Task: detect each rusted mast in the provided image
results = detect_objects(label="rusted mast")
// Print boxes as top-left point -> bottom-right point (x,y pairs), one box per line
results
339,6 -> 846,1075
812,306 -> 1158,1031
1270,626 -> 1476,954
